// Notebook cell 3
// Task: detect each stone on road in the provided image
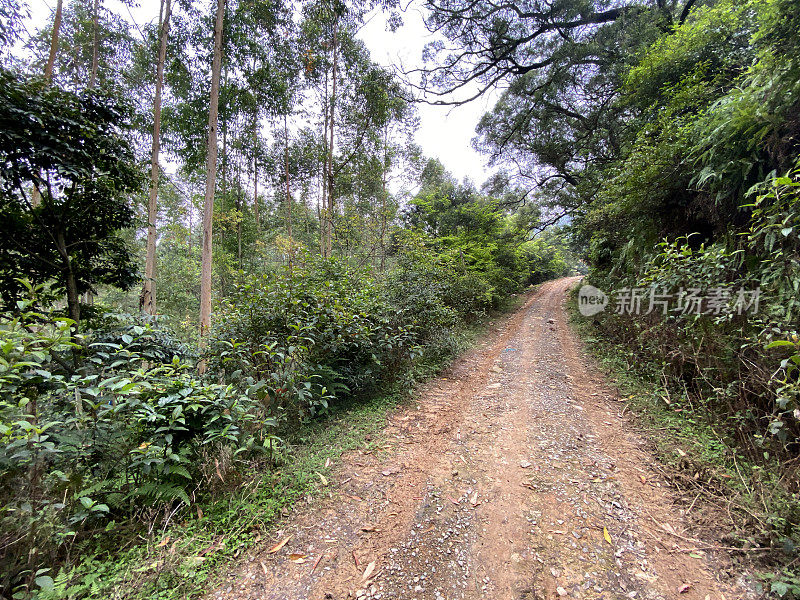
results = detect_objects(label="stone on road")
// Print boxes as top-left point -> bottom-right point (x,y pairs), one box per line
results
210,277 -> 751,600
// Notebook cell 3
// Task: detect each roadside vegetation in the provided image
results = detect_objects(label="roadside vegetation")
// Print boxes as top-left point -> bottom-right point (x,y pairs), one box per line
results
0,2 -> 574,597
553,0 -> 800,594
3,0 -> 800,596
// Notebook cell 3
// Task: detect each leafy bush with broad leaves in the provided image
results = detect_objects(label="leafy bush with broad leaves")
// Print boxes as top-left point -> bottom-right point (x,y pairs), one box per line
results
210,255 -> 422,423
581,163 -> 800,588
0,291 -> 274,597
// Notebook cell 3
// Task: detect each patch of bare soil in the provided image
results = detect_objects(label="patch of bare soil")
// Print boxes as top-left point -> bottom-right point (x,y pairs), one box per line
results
208,278 -> 755,600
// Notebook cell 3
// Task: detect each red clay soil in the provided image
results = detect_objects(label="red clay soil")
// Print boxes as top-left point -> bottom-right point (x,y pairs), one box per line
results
208,277 -> 755,600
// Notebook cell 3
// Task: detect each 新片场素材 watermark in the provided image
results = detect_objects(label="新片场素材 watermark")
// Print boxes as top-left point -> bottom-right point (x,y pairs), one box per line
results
577,284 -> 760,317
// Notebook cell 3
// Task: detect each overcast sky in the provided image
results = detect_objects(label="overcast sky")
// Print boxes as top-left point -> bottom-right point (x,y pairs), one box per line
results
357,5 -> 499,185
26,0 -> 498,185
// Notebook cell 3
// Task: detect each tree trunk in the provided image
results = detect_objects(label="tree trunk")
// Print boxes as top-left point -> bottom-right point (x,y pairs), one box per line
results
199,0 -> 226,361
380,124 -> 388,272
325,19 -> 338,259
321,64 -> 329,258
253,156 -> 260,230
55,230 -> 80,326
236,160 -> 242,265
140,0 -> 171,317
89,0 -> 101,88
31,0 -> 63,208
44,0 -> 63,82
285,113 -> 293,267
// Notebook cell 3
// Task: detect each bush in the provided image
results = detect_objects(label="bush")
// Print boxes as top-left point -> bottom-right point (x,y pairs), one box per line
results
210,256 -> 421,424
579,163 -> 800,589
0,295 -> 272,596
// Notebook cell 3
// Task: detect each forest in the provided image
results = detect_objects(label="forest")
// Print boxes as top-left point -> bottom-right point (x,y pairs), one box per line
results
0,0 -> 799,597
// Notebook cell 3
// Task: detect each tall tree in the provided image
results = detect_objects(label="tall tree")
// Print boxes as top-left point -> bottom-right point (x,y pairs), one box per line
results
0,69 -> 141,325
417,0 -> 698,217
44,0 -> 63,82
89,0 -> 100,87
140,0 -> 172,316
31,0 -> 63,208
199,0 -> 226,350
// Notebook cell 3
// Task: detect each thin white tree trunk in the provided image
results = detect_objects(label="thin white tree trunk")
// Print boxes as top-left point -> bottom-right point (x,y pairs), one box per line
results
140,0 -> 171,316
199,0 -> 226,361
89,0 -> 100,87
325,19 -> 338,258
285,114 -> 293,260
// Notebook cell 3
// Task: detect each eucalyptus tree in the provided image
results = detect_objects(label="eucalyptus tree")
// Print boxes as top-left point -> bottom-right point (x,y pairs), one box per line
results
199,0 -> 225,348
300,0 -> 415,259
140,0 -> 173,316
28,0 -> 135,91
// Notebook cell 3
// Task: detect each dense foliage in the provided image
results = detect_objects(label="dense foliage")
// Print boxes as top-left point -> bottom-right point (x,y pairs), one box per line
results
0,6 -> 572,589
419,0 -> 800,591
0,68 -> 141,324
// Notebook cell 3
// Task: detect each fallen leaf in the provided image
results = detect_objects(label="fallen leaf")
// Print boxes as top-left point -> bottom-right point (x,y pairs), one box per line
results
603,527 -> 613,545
661,522 -> 676,535
288,553 -> 307,564
317,473 -> 328,486
199,540 -> 224,556
196,506 -> 203,519
352,551 -> 360,567
157,536 -> 170,547
677,583 -> 692,593
312,554 -> 324,572
689,551 -> 705,559
267,535 -> 292,554
361,561 -> 376,581
260,560 -> 268,576
677,448 -> 687,457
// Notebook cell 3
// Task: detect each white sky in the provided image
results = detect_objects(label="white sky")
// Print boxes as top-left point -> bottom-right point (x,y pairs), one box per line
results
25,0 -> 498,185
357,5 -> 499,185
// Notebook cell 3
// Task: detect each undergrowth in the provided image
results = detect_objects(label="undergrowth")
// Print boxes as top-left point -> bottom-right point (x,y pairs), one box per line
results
35,292 -> 519,600
568,288 -> 800,598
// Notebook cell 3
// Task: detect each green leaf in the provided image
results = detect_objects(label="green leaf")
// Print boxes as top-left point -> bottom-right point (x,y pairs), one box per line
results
766,340 -> 796,349
35,575 -> 55,591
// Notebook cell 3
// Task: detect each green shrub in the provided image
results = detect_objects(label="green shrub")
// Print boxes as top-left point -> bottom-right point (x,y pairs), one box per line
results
0,294 -> 272,596
210,256 -> 421,423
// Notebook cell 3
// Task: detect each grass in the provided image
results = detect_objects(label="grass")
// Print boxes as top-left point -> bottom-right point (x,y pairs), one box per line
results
565,287 -> 800,597
38,296 -> 524,600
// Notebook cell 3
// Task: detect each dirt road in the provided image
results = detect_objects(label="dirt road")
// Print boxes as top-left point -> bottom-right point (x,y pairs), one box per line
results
210,278 -> 752,600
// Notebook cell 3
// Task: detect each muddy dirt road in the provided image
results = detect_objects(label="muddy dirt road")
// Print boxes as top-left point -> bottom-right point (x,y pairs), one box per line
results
210,278 -> 751,600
